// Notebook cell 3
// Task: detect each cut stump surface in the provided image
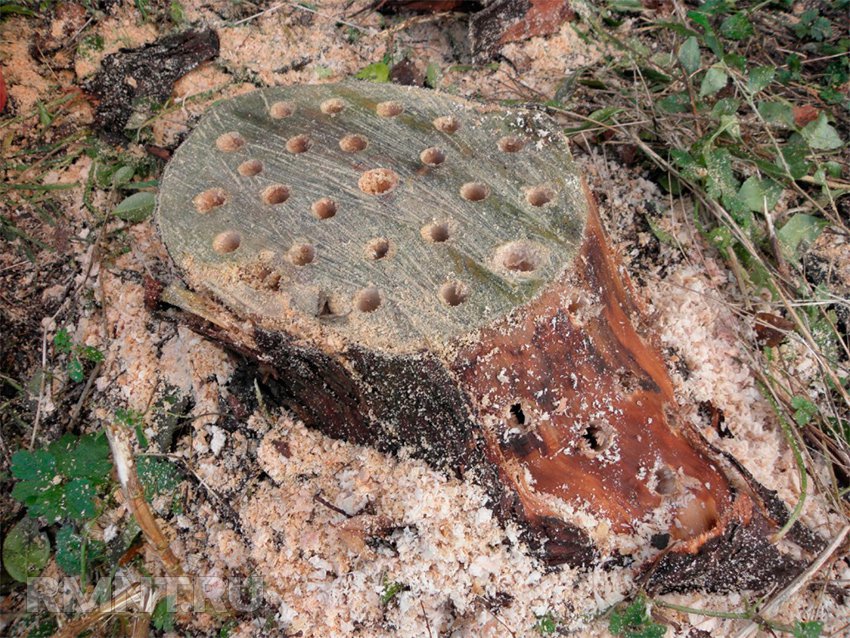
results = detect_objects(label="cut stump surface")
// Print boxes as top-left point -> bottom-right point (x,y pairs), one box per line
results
157,82 -> 817,591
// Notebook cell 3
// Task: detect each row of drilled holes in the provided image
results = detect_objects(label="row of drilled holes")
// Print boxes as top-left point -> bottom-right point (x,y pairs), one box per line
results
194,179 -> 555,214
217,128 -> 525,158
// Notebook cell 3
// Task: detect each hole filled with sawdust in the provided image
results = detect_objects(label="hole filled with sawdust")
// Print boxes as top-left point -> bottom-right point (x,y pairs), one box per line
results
216,132 -> 245,152
212,230 -> 241,254
269,101 -> 295,119
460,182 -> 489,202
498,136 -> 525,153
238,159 -> 263,177
286,134 -> 312,154
262,184 -> 290,205
358,168 -> 398,195
376,101 -> 403,117
288,243 -> 315,266
340,134 -> 368,153
321,98 -> 345,115
433,115 -> 460,134
312,198 -> 337,220
193,188 -> 227,213
494,241 -> 542,273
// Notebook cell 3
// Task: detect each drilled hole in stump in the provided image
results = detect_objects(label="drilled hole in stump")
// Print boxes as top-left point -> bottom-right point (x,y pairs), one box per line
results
269,101 -> 295,119
494,241 -> 542,273
358,168 -> 398,195
193,188 -> 227,213
498,136 -> 525,152
420,147 -> 446,166
320,98 -> 345,115
215,132 -> 245,152
421,221 -> 450,243
526,185 -> 555,207
654,466 -> 678,495
340,134 -> 368,153
354,287 -> 381,312
288,243 -> 315,266
262,184 -> 290,205
212,230 -> 241,254
238,159 -> 263,177
286,134 -> 311,154
581,424 -> 609,453
509,403 -> 526,426
376,101 -> 403,117
433,115 -> 460,134
366,237 -> 390,260
312,198 -> 337,219
460,182 -> 489,202
440,280 -> 469,306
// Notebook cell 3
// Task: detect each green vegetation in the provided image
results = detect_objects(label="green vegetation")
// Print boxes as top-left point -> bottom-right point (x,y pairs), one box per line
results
608,596 -> 666,638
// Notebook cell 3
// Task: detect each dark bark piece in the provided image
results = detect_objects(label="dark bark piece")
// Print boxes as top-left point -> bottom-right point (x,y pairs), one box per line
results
85,29 -> 219,140
469,0 -> 575,62
155,82 -> 814,591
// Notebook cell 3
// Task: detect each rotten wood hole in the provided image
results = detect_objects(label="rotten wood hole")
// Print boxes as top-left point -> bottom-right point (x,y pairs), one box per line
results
155,82 -> 824,593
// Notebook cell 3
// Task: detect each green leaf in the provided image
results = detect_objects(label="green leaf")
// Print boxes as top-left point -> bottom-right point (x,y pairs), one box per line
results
800,113 -> 844,150
152,596 -> 176,631
2,519 -> 50,582
111,165 -> 135,188
758,101 -> 794,127
67,433 -> 112,482
381,581 -> 404,605
656,92 -> 690,114
779,139 -> 811,179
704,148 -> 738,201
355,61 -> 390,83
11,449 -> 55,483
777,214 -> 827,260
65,477 -> 97,520
53,328 -> 73,353
748,66 -> 775,93
424,62 -> 440,89
55,525 -> 106,575
699,66 -> 728,97
737,176 -> 782,213
77,345 -> 104,364
711,97 -> 740,118
677,36 -> 700,75
534,612 -> 558,634
113,191 -> 156,222
720,12 -> 753,40
792,620 -> 823,638
137,456 -> 181,502
67,357 -> 84,383
791,396 -> 818,427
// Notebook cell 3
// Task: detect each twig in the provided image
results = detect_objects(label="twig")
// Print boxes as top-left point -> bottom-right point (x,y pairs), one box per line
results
29,323 -> 49,449
231,1 -> 376,34
53,581 -> 155,638
733,524 -> 850,638
106,421 -> 185,577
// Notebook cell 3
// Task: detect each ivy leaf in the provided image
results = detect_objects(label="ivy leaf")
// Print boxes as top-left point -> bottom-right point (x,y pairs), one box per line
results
677,36 -> 700,75
67,357 -> 85,383
777,214 -> 826,260
699,66 -> 728,97
2,519 -> 50,582
113,191 -> 156,222
800,113 -> 844,150
748,66 -> 775,93
720,12 -> 753,40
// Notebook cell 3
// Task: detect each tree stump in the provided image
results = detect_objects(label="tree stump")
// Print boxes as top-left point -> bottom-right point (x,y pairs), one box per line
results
155,82 -> 819,591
